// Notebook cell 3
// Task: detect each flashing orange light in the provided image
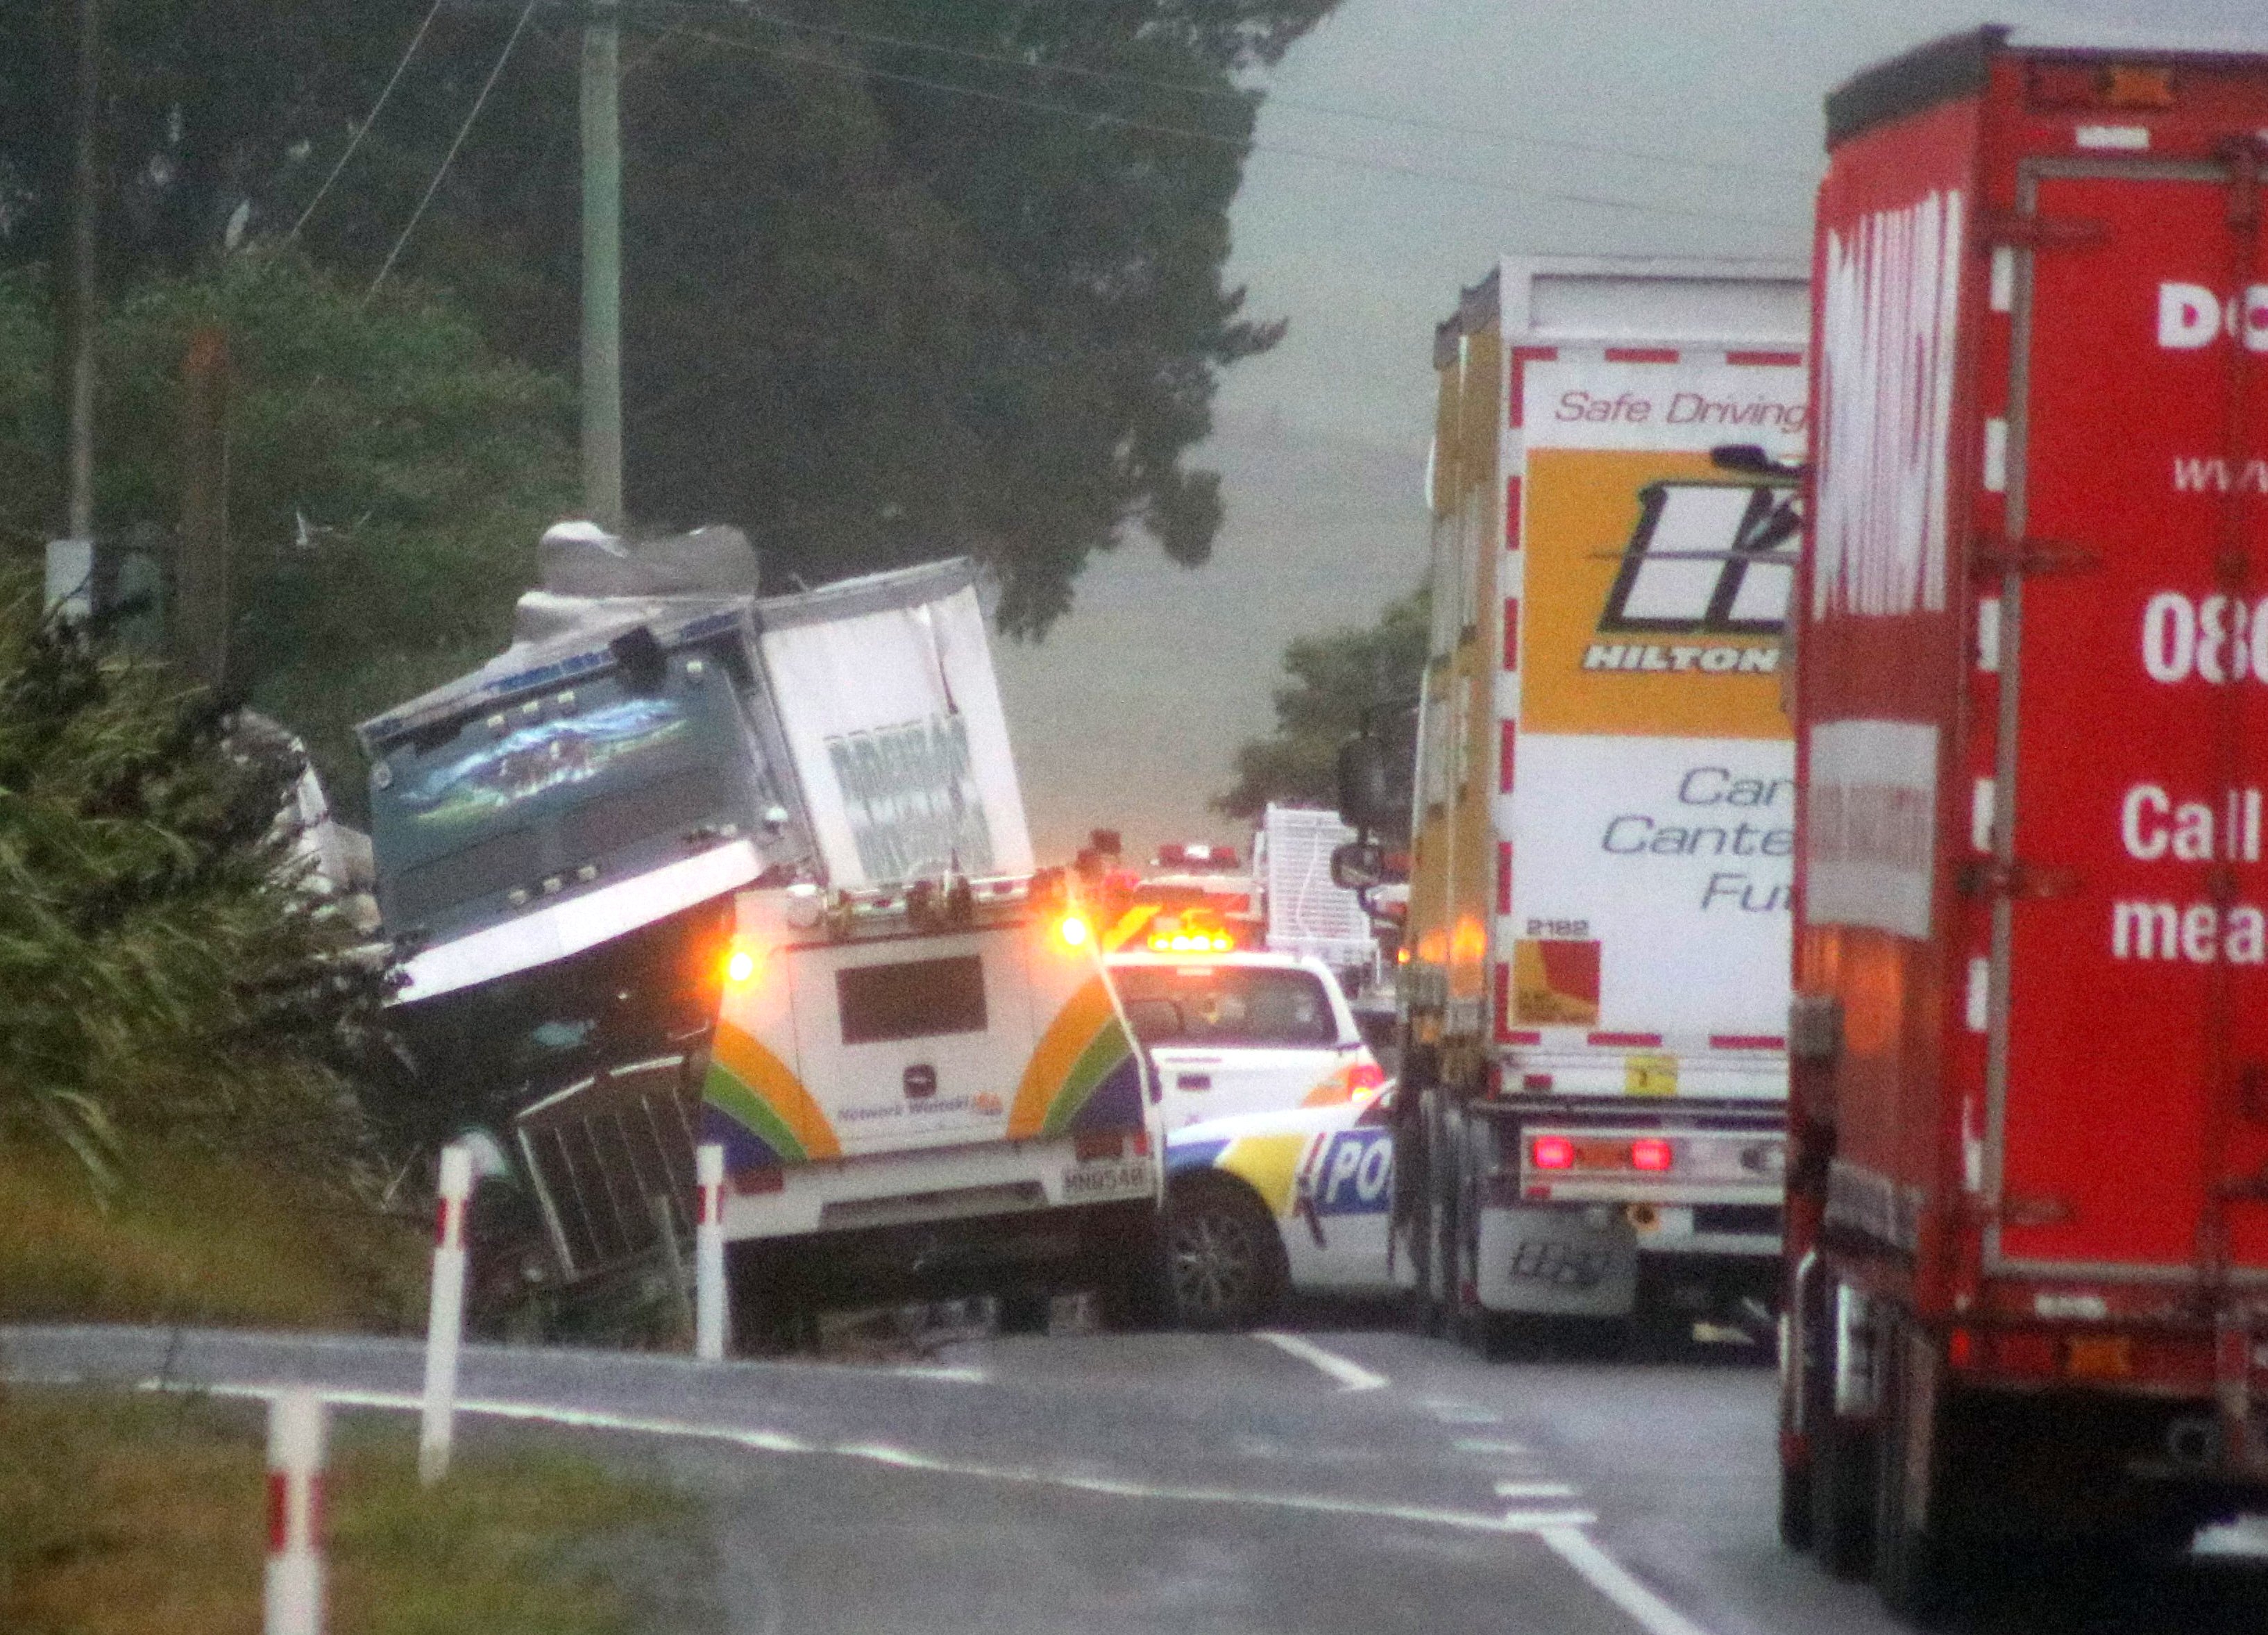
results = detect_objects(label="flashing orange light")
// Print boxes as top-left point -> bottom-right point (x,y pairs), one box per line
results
1396,947 -> 1411,965
1149,931 -> 1233,953
725,945 -> 759,985
1056,913 -> 1093,949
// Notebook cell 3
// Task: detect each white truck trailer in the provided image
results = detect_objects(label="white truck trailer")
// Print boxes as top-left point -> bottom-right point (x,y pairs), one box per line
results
1387,257 -> 1808,1349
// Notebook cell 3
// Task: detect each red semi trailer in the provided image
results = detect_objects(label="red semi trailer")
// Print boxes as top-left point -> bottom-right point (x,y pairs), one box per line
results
1779,24 -> 2268,1619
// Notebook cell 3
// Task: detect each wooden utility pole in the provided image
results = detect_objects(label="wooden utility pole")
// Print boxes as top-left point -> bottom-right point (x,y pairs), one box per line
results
46,0 -> 101,618
580,0 -> 624,531
175,325 -> 231,689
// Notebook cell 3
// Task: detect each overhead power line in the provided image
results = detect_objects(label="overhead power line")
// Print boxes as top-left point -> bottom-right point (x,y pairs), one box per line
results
661,24 -> 1809,231
289,0 -> 447,244
659,0 -> 1816,184
364,0 -> 540,306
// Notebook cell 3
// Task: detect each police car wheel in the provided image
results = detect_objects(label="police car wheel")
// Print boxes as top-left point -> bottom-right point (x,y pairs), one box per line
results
1165,1180 -> 1285,1330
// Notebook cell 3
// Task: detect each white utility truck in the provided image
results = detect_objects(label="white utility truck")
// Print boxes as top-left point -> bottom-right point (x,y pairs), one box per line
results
1387,256 -> 1806,1350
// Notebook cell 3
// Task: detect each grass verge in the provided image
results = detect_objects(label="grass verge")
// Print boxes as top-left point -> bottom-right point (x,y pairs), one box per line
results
0,1139 -> 423,1331
0,1385 -> 710,1635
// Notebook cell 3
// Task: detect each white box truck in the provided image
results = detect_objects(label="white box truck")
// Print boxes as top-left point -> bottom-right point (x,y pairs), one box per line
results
1391,256 -> 1808,1350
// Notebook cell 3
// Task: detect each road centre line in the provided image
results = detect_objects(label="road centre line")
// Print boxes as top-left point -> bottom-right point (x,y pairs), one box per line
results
1539,1525 -> 1716,1635
1496,1480 -> 1580,1499
1454,1437 -> 1530,1455
142,1380 -> 1607,1537
1253,1331 -> 1389,1392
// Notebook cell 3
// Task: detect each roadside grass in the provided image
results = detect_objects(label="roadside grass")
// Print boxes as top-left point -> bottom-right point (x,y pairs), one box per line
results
0,1138 -> 423,1331
0,1385 -> 709,1635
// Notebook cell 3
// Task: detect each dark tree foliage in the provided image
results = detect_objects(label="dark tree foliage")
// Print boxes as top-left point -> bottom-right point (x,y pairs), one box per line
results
0,575 -> 397,1179
1217,588 -> 1426,821
1,0 -> 1338,632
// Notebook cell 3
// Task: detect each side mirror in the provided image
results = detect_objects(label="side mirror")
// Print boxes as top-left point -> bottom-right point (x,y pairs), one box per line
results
1335,736 -> 1392,833
1330,840 -> 1388,891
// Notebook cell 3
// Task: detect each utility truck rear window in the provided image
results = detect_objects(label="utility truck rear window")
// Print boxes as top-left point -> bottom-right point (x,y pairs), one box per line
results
1115,966 -> 1335,1047
836,956 -> 988,1044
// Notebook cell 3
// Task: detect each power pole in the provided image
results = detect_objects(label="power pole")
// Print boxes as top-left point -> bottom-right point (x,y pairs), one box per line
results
47,0 -> 101,618
580,0 -> 624,532
175,325 -> 231,690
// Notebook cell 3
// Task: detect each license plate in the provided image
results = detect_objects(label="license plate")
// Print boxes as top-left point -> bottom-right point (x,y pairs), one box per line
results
1062,1159 -> 1152,1199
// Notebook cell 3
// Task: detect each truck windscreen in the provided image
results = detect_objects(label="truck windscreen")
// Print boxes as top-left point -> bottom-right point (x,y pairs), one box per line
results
369,666 -> 759,940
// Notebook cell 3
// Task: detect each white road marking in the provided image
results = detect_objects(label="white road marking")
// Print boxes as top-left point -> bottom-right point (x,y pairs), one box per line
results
1539,1525 -> 1714,1635
1253,1331 -> 1389,1392
142,1380 -> 1609,1537
1425,1401 -> 1501,1425
1453,1437 -> 1530,1455
1496,1480 -> 1580,1500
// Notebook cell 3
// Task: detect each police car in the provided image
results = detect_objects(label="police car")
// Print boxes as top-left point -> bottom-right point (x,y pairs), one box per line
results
1160,1085 -> 1410,1328
1107,948 -> 1382,1133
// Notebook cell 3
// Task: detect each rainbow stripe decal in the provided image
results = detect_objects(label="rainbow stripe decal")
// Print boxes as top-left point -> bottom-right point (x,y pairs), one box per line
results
702,1019 -> 841,1169
1008,975 -> 1144,1139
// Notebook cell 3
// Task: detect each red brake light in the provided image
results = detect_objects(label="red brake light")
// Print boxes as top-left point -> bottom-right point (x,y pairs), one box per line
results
1630,1137 -> 1674,1173
1348,1062 -> 1386,1093
1530,1135 -> 1575,1171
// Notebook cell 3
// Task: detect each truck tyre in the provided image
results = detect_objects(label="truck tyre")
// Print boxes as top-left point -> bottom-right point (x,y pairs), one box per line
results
1165,1178 -> 1285,1330
1778,1456 -> 1816,1553
1806,1294 -> 1875,1579
1873,1319 -> 1953,1626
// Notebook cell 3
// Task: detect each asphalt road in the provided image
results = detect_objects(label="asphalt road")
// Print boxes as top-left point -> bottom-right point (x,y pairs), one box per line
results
7,1316 -> 2266,1635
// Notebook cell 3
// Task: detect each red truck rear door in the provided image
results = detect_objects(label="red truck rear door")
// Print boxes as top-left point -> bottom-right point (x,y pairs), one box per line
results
1996,151 -> 2268,1286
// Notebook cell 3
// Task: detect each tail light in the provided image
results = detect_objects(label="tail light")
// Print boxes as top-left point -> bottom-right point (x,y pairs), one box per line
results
1530,1135 -> 1575,1170
1629,1137 -> 1674,1173
1348,1062 -> 1387,1094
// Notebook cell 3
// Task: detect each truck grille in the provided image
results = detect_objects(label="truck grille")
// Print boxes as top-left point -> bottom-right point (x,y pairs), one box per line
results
516,1053 -> 701,1280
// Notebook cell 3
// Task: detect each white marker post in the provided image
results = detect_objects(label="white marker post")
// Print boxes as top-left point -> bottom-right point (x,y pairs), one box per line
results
264,1390 -> 327,1635
419,1142 -> 473,1485
695,1142 -> 728,1362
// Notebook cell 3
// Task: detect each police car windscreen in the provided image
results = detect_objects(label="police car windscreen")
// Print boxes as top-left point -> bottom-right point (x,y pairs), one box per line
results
1114,966 -> 1335,1047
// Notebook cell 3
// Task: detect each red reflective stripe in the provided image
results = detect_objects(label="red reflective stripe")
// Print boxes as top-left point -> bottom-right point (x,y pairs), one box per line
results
1725,349 -> 1802,367
1505,1030 -> 1543,1045
1507,347 -> 1557,427
266,1471 -> 290,1553
1502,597 -> 1520,671
1496,842 -> 1512,915
1710,1033 -> 1787,1050
1505,475 -> 1523,550
1499,722 -> 1516,793
1493,963 -> 1514,1043
1588,1031 -> 1664,1047
1604,346 -> 1679,363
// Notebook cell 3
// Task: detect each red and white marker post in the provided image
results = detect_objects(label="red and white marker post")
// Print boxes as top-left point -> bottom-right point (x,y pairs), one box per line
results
420,1142 -> 473,1485
264,1390 -> 327,1635
695,1142 -> 727,1361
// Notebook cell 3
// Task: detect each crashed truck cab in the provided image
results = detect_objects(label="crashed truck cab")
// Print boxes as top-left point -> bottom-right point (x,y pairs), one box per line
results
700,870 -> 1165,1342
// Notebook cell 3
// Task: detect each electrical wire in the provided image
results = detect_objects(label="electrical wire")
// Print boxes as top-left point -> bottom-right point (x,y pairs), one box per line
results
661,24 -> 1809,230
657,0 -> 1817,183
363,0 -> 540,307
288,0 -> 447,244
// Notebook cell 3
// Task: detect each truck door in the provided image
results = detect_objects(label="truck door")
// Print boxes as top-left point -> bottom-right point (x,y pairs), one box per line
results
1995,153 -> 2268,1283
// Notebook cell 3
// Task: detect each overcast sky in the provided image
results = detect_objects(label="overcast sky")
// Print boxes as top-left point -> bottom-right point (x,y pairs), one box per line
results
994,0 -> 2267,864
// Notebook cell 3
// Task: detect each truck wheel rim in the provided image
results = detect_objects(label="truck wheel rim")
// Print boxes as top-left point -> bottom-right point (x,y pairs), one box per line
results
1170,1212 -> 1258,1316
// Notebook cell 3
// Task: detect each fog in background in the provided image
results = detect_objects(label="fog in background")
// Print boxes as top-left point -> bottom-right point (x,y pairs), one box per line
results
994,0 -> 2265,863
